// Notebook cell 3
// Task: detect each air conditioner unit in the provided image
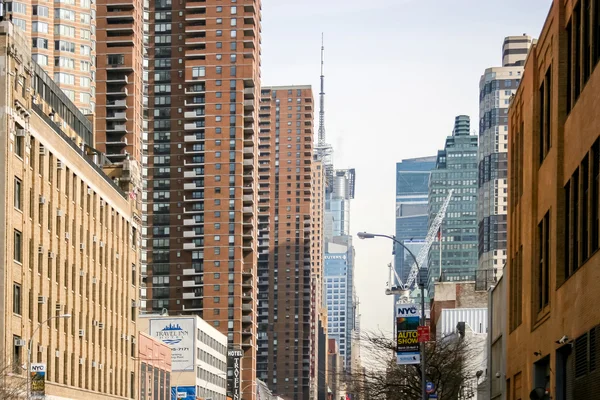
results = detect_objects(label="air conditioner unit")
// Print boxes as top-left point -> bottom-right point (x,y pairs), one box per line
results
37,345 -> 45,353
14,338 -> 25,347
38,246 -> 44,254
38,296 -> 47,304
55,304 -> 62,312
87,188 -> 92,195
93,235 -> 97,243
57,160 -> 63,170
98,323 -> 104,330
92,361 -> 97,367
100,200 -> 105,207
15,128 -> 25,137
79,270 -> 85,276
92,277 -> 97,284
39,146 -> 46,155
57,209 -> 64,217
121,334 -> 126,340
116,253 -> 120,260
98,364 -> 103,370
125,335 -> 130,342
39,196 -> 46,205
131,300 -> 138,308
100,241 -> 104,248
65,232 -> 70,240
131,337 -> 136,344
79,358 -> 85,365
78,329 -> 85,337
55,350 -> 60,358
92,321 -> 98,327
80,243 -> 85,250
48,252 -> 55,259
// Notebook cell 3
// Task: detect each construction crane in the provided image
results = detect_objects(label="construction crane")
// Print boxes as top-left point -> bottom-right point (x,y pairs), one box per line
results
386,189 -> 454,300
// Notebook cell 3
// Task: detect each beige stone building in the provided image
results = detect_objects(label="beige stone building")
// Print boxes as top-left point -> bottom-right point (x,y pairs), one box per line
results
0,21 -> 140,399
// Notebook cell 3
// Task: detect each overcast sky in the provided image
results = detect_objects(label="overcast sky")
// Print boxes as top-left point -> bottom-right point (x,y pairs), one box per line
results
261,0 -> 551,336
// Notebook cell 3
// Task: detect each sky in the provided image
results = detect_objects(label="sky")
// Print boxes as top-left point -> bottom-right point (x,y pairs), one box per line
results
260,0 -> 552,336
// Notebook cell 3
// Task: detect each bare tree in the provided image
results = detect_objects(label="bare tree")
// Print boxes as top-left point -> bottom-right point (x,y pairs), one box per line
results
0,355 -> 28,399
344,331 -> 476,400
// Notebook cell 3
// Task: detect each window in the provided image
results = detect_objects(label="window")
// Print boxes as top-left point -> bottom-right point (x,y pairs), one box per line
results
32,38 -> 48,49
33,5 -> 49,16
32,22 -> 49,33
509,246 -> 522,331
13,284 -> 21,315
593,139 -> 599,253
14,178 -> 22,210
539,65 -> 552,163
55,8 -> 75,20
192,66 -> 205,78
536,212 -> 550,313
14,230 -> 22,263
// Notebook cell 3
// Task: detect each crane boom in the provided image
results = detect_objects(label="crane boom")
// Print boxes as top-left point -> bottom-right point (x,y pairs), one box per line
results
401,189 -> 453,290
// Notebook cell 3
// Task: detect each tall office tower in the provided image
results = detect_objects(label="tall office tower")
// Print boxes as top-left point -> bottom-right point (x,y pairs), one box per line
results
0,21 -> 139,398
477,35 -> 534,285
394,157 -> 436,286
7,0 -> 97,115
427,115 -> 478,295
324,169 -> 355,241
311,159 -> 327,400
256,86 -> 315,400
142,2 -> 262,400
94,0 -> 146,165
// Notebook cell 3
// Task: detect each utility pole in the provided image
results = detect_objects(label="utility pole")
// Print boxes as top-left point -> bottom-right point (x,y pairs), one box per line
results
419,282 -> 426,400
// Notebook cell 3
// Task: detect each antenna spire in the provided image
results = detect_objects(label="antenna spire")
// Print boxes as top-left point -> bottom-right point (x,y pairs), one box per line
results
315,33 -> 334,190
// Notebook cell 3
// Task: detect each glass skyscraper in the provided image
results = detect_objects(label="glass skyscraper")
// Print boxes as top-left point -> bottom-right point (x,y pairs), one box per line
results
427,115 -> 479,295
395,157 -> 436,285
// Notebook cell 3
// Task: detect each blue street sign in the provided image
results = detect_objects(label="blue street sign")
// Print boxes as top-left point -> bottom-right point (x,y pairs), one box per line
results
426,382 -> 435,393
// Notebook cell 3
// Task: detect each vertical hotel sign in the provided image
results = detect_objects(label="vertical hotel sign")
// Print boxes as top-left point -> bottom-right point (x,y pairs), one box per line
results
30,363 -> 46,398
396,303 -> 420,364
228,349 -> 243,400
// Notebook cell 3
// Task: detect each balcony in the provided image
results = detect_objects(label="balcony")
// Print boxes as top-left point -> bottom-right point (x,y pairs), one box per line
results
244,87 -> 255,99
183,218 -> 203,226
184,134 -> 205,143
243,194 -> 253,205
243,147 -> 254,157
106,99 -> 128,109
107,87 -> 128,97
184,110 -> 205,118
185,1 -> 206,9
244,99 -> 255,111
107,75 -> 128,84
106,137 -> 128,146
242,304 -> 253,312
106,112 -> 127,121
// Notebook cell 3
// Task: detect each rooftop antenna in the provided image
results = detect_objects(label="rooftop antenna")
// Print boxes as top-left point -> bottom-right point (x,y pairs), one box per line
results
315,33 -> 334,189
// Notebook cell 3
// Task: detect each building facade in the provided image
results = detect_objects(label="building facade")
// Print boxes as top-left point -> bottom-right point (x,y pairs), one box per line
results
255,86 -> 315,400
0,21 -> 140,399
94,0 -> 145,165
506,1 -> 600,397
394,156 -> 436,285
427,115 -> 478,295
141,1 -> 262,399
138,332 -> 172,400
141,315 -> 228,400
6,0 -> 97,114
477,36 -> 534,284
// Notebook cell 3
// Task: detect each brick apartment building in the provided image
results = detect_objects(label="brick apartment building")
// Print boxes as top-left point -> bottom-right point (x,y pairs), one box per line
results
507,0 -> 600,397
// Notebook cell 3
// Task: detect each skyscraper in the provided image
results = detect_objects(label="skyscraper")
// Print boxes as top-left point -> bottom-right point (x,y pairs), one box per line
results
142,2 -> 262,399
477,35 -> 534,284
8,0 -> 97,114
394,157 -> 436,285
256,85 -> 315,400
427,115 -> 478,295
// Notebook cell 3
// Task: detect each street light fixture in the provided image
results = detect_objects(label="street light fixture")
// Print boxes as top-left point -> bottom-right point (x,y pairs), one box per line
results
357,231 -> 428,400
27,314 -> 71,400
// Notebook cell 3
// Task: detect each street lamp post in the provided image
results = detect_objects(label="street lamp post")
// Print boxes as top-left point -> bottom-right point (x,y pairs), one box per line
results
27,314 -> 71,400
357,232 -> 427,400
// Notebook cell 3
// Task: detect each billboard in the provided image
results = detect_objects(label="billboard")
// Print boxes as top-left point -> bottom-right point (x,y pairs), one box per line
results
171,385 -> 196,400
30,363 -> 46,398
149,318 -> 195,371
228,349 -> 243,400
396,303 -> 420,365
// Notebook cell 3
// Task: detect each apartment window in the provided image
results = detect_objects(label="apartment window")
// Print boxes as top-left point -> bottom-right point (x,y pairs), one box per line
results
539,65 -> 552,163
216,6 -> 222,12
14,177 -> 22,210
32,22 -> 49,33
13,284 -> 21,315
55,40 -> 75,53
107,54 -> 125,66
54,73 -> 75,85
192,66 -> 206,78
592,139 -> 599,253
55,8 -> 75,20
536,212 -> 550,314
33,5 -> 49,16
55,57 -> 75,69
32,38 -> 48,49
14,229 -> 22,263
509,246 -> 522,331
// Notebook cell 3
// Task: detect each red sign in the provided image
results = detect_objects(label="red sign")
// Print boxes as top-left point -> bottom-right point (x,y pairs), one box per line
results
417,326 -> 430,343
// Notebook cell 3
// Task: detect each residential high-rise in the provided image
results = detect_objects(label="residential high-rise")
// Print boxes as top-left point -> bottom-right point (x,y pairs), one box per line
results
255,85 -> 315,400
477,35 -> 534,286
394,157 -> 436,285
427,115 -> 478,295
141,2 -> 262,400
506,1 -> 600,396
94,0 -> 146,165
7,0 -> 97,114
0,21 -> 140,398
